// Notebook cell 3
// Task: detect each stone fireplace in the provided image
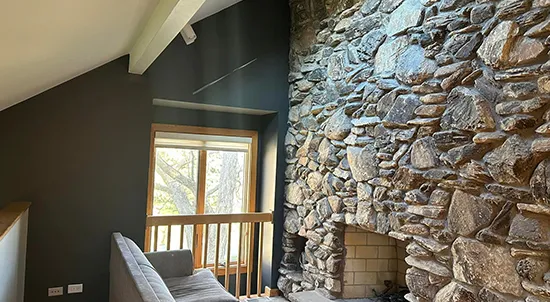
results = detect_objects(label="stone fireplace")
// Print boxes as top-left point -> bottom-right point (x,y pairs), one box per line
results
343,226 -> 409,299
280,0 -> 550,301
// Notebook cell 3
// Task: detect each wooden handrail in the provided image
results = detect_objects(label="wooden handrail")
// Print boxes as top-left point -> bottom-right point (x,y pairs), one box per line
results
146,212 -> 273,226
145,212 -> 273,298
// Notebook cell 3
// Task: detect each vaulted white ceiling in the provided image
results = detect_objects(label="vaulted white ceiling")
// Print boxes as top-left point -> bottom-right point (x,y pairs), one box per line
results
0,0 -> 242,112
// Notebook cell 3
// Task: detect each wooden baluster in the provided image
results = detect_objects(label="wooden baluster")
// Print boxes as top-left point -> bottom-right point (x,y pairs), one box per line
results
257,222 -> 264,297
167,225 -> 172,250
235,223 -> 243,298
246,222 -> 255,298
203,224 -> 209,268
224,223 -> 232,290
214,223 -> 221,278
191,225 -> 196,253
180,225 -> 185,250
153,226 -> 159,252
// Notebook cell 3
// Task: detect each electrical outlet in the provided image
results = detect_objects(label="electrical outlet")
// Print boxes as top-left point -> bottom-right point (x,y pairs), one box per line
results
48,287 -> 63,297
67,284 -> 83,294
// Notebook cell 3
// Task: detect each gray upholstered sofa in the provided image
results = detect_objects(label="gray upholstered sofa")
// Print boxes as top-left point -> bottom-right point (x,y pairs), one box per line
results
110,232 -> 238,302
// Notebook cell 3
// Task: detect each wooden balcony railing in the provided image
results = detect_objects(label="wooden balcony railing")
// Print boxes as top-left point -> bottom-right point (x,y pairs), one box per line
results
145,212 -> 273,299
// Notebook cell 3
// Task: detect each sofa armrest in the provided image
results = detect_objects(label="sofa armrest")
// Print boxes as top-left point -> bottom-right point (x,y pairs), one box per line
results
145,249 -> 194,278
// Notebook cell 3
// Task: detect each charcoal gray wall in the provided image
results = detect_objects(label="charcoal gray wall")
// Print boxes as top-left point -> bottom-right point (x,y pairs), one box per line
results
0,57 -> 153,302
0,0 -> 289,301
148,0 -> 290,289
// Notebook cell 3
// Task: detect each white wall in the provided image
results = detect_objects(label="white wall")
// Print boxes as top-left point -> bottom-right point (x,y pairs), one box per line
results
0,210 -> 28,302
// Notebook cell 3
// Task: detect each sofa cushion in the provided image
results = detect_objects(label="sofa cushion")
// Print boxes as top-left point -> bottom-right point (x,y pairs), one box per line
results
122,236 -> 175,302
164,269 -> 238,302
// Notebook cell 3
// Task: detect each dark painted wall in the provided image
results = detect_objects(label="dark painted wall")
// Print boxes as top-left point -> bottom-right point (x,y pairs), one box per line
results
147,0 -> 290,112
0,0 -> 289,301
0,57 -> 153,302
148,0 -> 290,289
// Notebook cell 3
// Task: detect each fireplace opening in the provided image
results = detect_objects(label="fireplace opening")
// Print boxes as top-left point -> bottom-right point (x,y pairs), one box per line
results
342,226 -> 410,301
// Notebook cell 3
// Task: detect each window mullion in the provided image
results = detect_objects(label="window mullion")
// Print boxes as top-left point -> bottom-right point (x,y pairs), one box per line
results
197,149 -> 207,214
194,149 -> 208,268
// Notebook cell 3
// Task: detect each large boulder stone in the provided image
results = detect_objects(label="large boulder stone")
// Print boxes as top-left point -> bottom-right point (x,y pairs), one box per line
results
360,29 -> 387,57
395,45 -> 438,85
393,166 -> 425,190
411,137 -> 439,169
386,0 -> 424,36
286,182 -> 304,205
356,202 -> 377,230
531,159 -> 550,204
284,210 -> 300,234
508,37 -> 547,66
448,190 -> 494,236
327,52 -> 347,81
406,267 -> 441,300
477,21 -> 519,68
347,144 -> 379,181
484,135 -> 537,184
307,171 -> 323,191
434,281 -> 479,302
318,138 -> 339,166
508,213 -> 550,243
441,87 -> 495,132
374,36 -> 409,75
383,94 -> 421,128
452,237 -> 523,296
324,109 -> 352,140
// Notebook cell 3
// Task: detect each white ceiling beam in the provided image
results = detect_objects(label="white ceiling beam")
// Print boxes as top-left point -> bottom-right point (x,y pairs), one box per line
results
128,0 -> 205,75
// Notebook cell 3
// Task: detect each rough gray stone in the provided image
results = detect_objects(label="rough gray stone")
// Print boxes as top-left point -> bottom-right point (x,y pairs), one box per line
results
318,138 -> 339,166
509,37 -> 547,66
383,94 -> 422,128
360,29 -> 387,57
327,52 -> 347,81
405,256 -> 452,277
526,19 -> 550,37
477,21 -> 519,68
395,45 -> 438,85
286,182 -> 304,205
471,3 -> 495,24
347,144 -> 379,182
361,0 -> 381,15
531,159 -> 550,204
452,237 -> 523,296
284,210 -> 301,233
324,109 -> 352,140
374,36 -> 409,75
411,137 -> 440,169
539,76 -> 550,93
393,166 -> 425,190
508,213 -> 549,242
496,97 -> 549,115
484,135 -> 537,184
441,87 -> 495,132
434,281 -> 479,302
379,0 -> 406,13
406,268 -> 441,300
448,190 -> 494,236
386,0 -> 424,36
503,82 -> 539,99
500,114 -> 537,131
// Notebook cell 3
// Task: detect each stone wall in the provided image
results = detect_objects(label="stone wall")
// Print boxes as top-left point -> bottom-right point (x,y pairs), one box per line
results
280,0 -> 550,300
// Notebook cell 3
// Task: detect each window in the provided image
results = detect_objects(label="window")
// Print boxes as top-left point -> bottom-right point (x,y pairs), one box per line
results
146,124 -> 258,268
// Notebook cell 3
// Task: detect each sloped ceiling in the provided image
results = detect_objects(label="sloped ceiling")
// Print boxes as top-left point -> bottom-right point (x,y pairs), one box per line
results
0,0 -> 242,112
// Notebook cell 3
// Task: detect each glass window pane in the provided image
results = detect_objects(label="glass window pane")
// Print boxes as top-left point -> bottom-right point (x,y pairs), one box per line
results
204,150 -> 247,214
153,148 -> 199,216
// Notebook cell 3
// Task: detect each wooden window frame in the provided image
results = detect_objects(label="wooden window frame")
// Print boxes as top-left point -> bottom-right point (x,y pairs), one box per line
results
145,124 -> 259,267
